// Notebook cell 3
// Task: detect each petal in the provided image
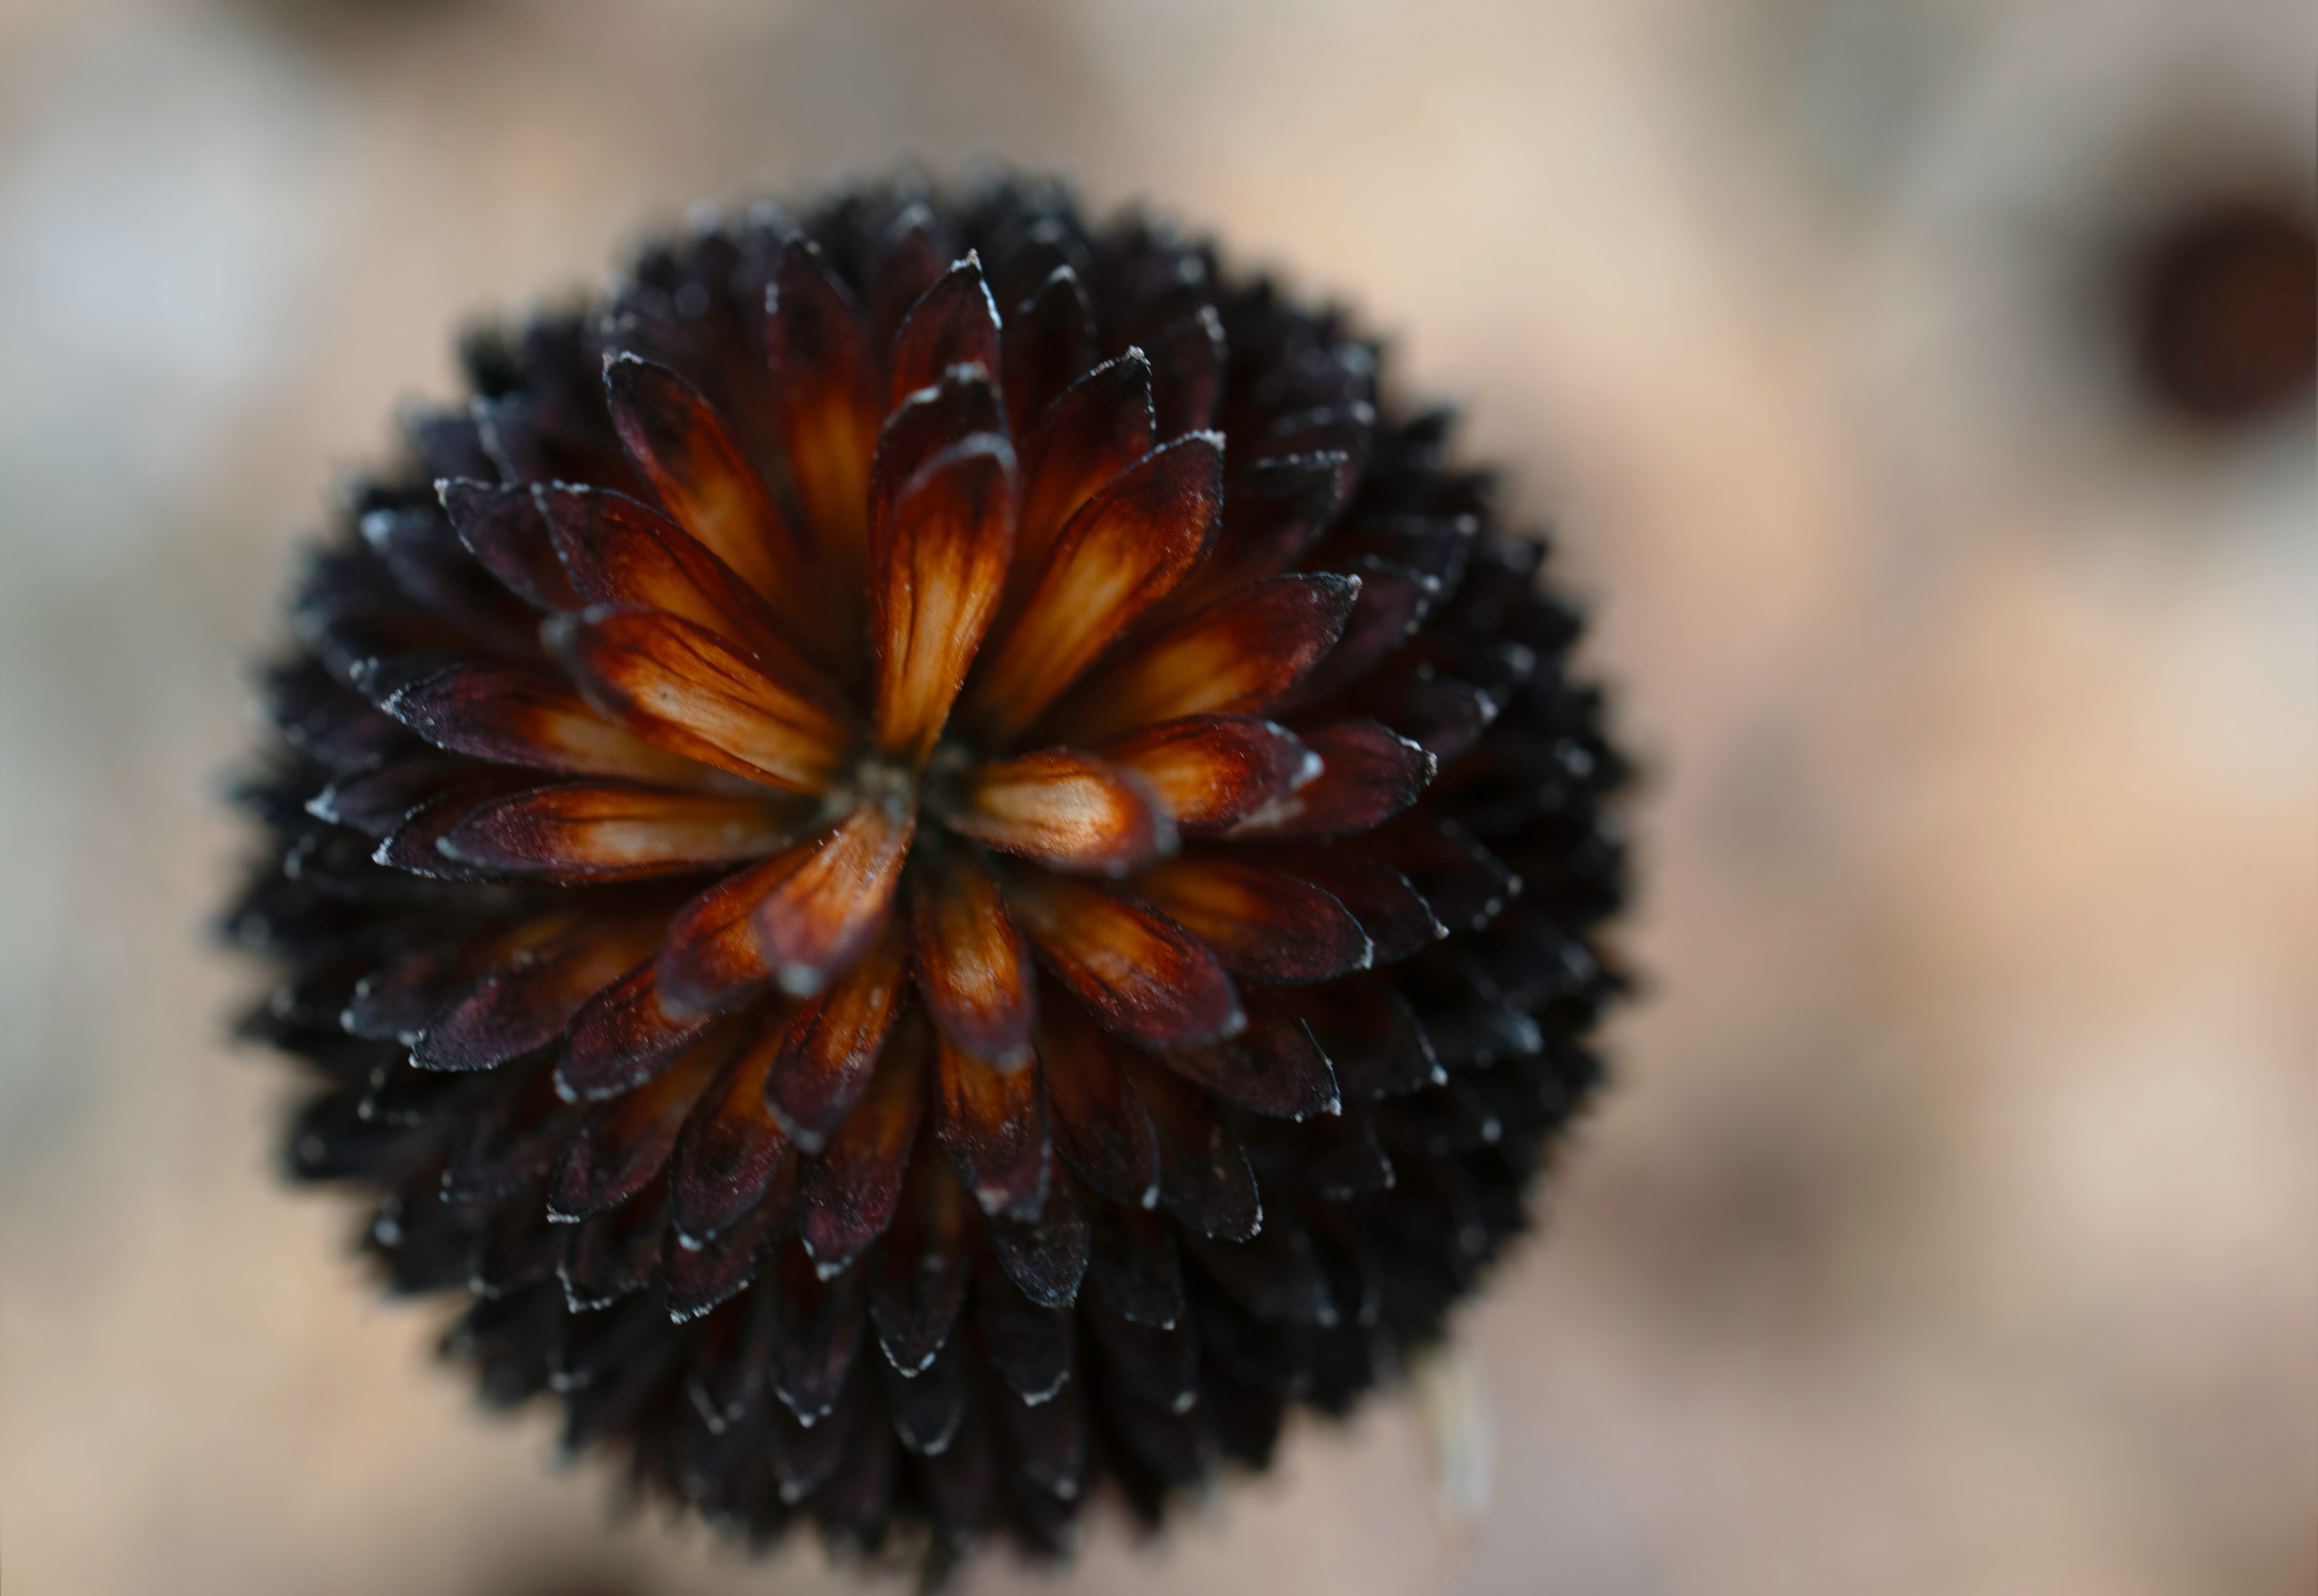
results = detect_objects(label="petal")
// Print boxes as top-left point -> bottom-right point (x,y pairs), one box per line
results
1037,998 -> 1159,1209
383,663 -> 710,784
1241,1106 -> 1394,1200
1235,843 -> 1446,964
372,772 -> 540,880
1098,714 -> 1319,833
966,433 -> 1222,745
1340,662 -> 1500,762
999,1366 -> 1089,1501
768,238 -> 881,577
908,846 -> 1035,1068
1274,556 -> 1437,709
768,1239 -> 870,1425
1271,975 -> 1442,1098
870,432 -> 1018,762
751,801 -> 915,997
761,916 -> 909,1149
1085,1199 -> 1184,1328
1126,855 -> 1372,984
1002,870 -> 1241,1048
942,750 -> 1172,876
1041,572 -> 1359,744
664,1007 -> 794,1244
1001,264 -> 1094,432
933,1028 -> 1049,1219
1146,304 -> 1224,437
1109,1045 -> 1262,1241
886,253 -> 1002,409
544,606 -> 855,793
1156,993 -> 1342,1120
869,1152 -> 972,1375
663,1184 -> 787,1323
412,916 -> 663,1072
437,781 -> 808,880
1086,1305 -> 1196,1412
305,752 -> 463,837
546,1024 -> 731,1219
1223,719 -> 1435,839
974,1259 -> 1072,1400
985,1172 -> 1089,1308
865,368 -> 1004,558
357,505 -> 534,650
1155,449 -> 1356,617
882,1335 -> 969,1456
1364,813 -> 1521,934
602,354 -> 809,634
438,477 -> 582,612
865,202 -> 948,352
558,1190 -> 667,1309
796,1015 -> 928,1275
655,854 -> 783,1017
556,960 -> 716,1101
1010,351 -> 1154,595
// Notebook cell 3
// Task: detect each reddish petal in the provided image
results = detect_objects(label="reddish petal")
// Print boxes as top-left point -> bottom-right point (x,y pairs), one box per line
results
383,663 -> 710,784
966,433 -> 1224,745
663,1183 -> 787,1323
750,801 -> 915,998
656,854 -> 783,1017
1010,351 -> 1154,592
769,238 -> 881,581
665,1006 -> 794,1244
866,368 -> 1004,557
1042,572 -> 1359,744
438,477 -> 582,612
437,781 -> 807,881
1274,556 -> 1436,709
1001,264 -> 1094,431
544,606 -> 855,793
1099,714 -> 1318,833
886,253 -> 1001,409
933,1029 -> 1049,1219
1157,993 -> 1341,1120
767,1239 -> 869,1424
866,202 -> 948,354
547,1024 -> 730,1219
1002,869 -> 1241,1048
305,752 -> 463,837
1126,855 -> 1372,984
796,1015 -> 928,1274
761,915 -> 909,1149
943,750 -> 1172,876
372,772 -> 540,881
869,433 -> 1017,762
1235,843 -> 1446,964
412,915 -> 663,1072
556,960 -> 717,1102
1223,719 -> 1435,839
1037,999 -> 1160,1209
908,846 -> 1035,1068
1155,449 -> 1356,617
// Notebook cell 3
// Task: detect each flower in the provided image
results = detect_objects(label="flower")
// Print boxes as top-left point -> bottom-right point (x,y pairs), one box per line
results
226,173 -> 1629,1572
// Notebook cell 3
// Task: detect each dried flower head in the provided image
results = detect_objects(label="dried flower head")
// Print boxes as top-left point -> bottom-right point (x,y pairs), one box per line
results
226,174 -> 1629,1573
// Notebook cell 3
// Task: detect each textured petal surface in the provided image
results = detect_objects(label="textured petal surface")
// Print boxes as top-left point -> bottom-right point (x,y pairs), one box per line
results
870,433 -> 1016,762
908,846 -> 1035,1067
438,782 -> 805,880
749,803 -> 916,999
933,1030 -> 1049,1219
1002,869 -> 1241,1048
942,750 -> 1172,876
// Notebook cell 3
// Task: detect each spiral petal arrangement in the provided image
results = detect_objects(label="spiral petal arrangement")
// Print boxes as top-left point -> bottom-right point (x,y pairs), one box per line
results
226,174 -> 1629,1573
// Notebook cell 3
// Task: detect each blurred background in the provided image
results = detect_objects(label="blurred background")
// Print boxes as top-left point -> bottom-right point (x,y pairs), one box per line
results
1,0 -> 2311,1592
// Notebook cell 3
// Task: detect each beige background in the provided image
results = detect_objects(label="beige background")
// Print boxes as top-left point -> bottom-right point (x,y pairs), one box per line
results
2,1 -> 2311,1592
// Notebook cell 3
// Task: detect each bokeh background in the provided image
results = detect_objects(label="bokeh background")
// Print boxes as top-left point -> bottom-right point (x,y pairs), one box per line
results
2,1 -> 2311,1592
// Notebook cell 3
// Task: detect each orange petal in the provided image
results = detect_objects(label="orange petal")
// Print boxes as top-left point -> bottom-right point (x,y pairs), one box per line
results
1224,719 -> 1435,839
762,915 -> 909,1150
545,606 -> 855,793
1041,571 -> 1360,744
908,846 -> 1035,1067
886,253 -> 1001,410
870,433 -> 1017,762
943,750 -> 1173,876
436,781 -> 809,880
1098,714 -> 1319,833
1002,869 -> 1241,1048
383,663 -> 710,785
1126,854 -> 1372,984
797,1011 -> 929,1273
966,433 -> 1223,745
750,801 -> 916,997
1011,351 -> 1154,591
933,1028 -> 1049,1219
769,238 -> 881,585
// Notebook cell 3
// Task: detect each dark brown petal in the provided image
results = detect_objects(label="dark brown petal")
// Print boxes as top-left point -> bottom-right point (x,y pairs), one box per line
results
412,915 -> 663,1072
1033,999 -> 1158,1209
1223,719 -> 1435,839
1146,305 -> 1224,437
810,1373 -> 899,1548
998,1365 -> 1088,1499
665,1008 -> 793,1244
887,253 -> 1002,409
908,847 -> 1035,1068
1182,1209 -> 1334,1326
1086,1304 -> 1197,1413
966,433 -> 1223,745
750,802 -> 915,998
655,855 -> 783,1018
870,433 -> 1017,763
985,1172 -> 1089,1308
438,477 -> 582,613
384,663 -> 710,784
372,772 -> 538,881
870,1152 -> 971,1375
1010,351 -> 1154,594
882,1335 -> 968,1456
1085,1199 -> 1184,1328
974,1259 -> 1073,1402
1364,813 -> 1521,934
943,751 -> 1172,876
357,506 -> 535,651
1043,573 -> 1360,746
932,1029 -> 1049,1219
306,752 -> 463,837
865,368 -> 1005,551
555,961 -> 717,1102
440,1055 -> 582,1202
547,1025 -> 729,1219
1156,991 -> 1342,1121
768,1239 -> 869,1424
1235,844 -> 1446,965
663,1185 -> 787,1323
1126,856 -> 1372,984
766,1353 -> 856,1501
1003,870 -> 1242,1049
866,202 -> 948,355
1242,1110 -> 1394,1200
1110,1046 -> 1262,1241
761,919 -> 909,1150
796,1022 -> 928,1275
344,943 -> 472,1043
1097,714 -> 1318,833
438,781 -> 807,880
1002,265 -> 1094,432
544,606 -> 854,793
602,355 -> 806,630
558,1190 -> 668,1309
769,238 -> 881,582
1262,399 -> 1376,467
264,657 -> 413,772
1157,450 -> 1357,617
1275,557 -> 1436,709
1271,975 -> 1443,1098
1339,663 -> 1499,762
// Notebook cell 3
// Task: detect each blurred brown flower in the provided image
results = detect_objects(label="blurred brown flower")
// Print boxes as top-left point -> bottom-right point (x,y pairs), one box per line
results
224,174 -> 1629,1573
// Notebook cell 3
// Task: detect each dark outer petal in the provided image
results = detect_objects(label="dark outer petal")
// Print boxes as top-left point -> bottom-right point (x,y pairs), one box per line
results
1231,843 -> 1447,964
1125,855 -> 1373,985
1001,264 -> 1094,433
1037,998 -> 1160,1209
547,1026 -> 731,1220
665,1005 -> 794,1244
1272,975 -> 1443,1099
796,1022 -> 928,1275
1110,1045 -> 1262,1241
932,1029 -> 1049,1220
1223,719 -> 1435,840
985,1170 -> 1089,1308
412,915 -> 663,1072
1156,992 -> 1342,1121
869,1152 -> 972,1376
886,253 -> 1002,409
438,477 -> 583,612
556,960 -> 721,1103
761,918 -> 909,1151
